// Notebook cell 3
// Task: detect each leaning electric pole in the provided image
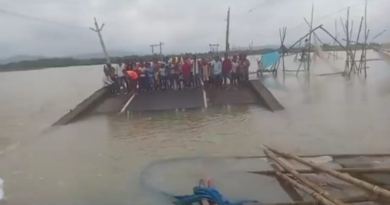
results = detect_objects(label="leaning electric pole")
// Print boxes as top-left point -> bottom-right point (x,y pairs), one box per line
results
225,7 -> 230,52
90,18 -> 111,64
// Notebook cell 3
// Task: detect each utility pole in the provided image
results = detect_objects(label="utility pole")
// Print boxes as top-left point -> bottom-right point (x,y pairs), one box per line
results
150,45 -> 155,54
90,18 -> 110,64
225,7 -> 230,52
159,42 -> 164,61
209,44 -> 219,53
151,42 -> 165,61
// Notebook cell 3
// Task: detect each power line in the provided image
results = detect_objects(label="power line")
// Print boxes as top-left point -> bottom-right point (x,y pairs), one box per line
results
0,8 -> 87,30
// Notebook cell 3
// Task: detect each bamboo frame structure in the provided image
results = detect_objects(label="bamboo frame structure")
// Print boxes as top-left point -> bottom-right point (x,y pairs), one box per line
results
264,149 -> 347,205
249,167 -> 390,176
264,146 -> 390,200
348,17 -> 364,77
263,2 -> 379,78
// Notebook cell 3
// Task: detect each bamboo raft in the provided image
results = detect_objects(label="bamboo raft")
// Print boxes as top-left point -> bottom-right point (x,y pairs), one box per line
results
189,147 -> 390,205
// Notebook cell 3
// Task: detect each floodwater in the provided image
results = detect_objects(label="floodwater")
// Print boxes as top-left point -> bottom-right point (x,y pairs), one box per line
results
1,51 -> 390,205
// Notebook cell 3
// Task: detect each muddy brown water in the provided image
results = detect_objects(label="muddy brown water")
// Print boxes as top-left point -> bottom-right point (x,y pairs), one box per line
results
1,51 -> 390,205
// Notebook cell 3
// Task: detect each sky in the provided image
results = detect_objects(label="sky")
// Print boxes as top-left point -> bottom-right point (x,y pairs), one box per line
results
0,0 -> 389,58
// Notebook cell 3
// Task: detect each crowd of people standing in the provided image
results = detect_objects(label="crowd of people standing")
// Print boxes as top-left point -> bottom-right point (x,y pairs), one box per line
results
102,53 -> 251,95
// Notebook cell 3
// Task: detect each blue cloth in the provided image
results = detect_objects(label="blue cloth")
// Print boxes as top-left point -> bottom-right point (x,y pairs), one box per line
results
262,52 -> 280,69
164,62 -> 171,76
174,186 -> 258,205
213,61 -> 222,75
146,66 -> 154,78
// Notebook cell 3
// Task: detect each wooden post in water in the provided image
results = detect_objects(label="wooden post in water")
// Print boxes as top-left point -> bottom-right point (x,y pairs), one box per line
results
264,146 -> 390,200
279,27 -> 287,75
334,19 -> 338,60
348,17 -> 364,77
307,4 -> 314,74
345,7 -> 350,74
364,0 -> 368,77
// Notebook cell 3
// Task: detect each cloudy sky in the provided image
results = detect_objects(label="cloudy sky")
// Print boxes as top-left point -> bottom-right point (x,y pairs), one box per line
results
0,0 -> 389,58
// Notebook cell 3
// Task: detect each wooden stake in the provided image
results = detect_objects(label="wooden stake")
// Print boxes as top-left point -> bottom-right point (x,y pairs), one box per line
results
249,167 -> 390,175
307,4 -> 314,74
264,146 -> 390,200
348,17 -> 364,77
287,25 -> 323,52
345,7 -> 350,74
364,0 -> 368,77
334,19 -> 338,60
319,27 -> 354,63
264,149 -> 347,205
246,195 -> 371,205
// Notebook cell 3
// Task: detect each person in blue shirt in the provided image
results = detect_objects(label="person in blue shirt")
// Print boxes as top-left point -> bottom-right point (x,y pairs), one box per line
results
212,56 -> 222,88
146,62 -> 155,91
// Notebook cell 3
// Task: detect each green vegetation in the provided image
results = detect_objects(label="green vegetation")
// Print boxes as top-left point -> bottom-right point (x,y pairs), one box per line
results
0,44 -> 379,72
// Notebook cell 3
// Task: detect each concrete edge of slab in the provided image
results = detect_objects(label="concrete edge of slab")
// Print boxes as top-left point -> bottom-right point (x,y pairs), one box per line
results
52,87 -> 110,126
248,80 -> 284,112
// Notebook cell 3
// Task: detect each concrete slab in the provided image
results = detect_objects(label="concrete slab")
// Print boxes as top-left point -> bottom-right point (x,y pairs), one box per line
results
93,94 -> 130,113
128,89 -> 204,111
248,80 -> 284,111
205,87 -> 260,106
52,87 -> 110,126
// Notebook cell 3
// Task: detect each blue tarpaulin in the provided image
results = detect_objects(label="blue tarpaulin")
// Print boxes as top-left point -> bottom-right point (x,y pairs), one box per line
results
261,52 -> 280,69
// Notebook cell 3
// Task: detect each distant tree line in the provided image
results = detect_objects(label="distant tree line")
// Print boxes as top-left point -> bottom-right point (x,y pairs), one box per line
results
0,44 -> 379,72
0,48 -> 278,72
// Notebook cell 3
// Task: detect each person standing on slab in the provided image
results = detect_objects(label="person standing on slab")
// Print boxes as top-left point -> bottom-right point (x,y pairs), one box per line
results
212,56 -> 222,88
222,53 -> 232,88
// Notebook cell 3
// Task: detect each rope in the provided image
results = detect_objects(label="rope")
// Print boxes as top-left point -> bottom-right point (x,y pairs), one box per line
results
173,186 -> 258,205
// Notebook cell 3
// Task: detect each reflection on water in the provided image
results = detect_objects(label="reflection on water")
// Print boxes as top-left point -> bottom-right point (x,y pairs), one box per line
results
1,51 -> 390,204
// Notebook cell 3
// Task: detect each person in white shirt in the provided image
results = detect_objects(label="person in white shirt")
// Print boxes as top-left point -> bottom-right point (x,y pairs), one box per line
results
102,73 -> 115,93
137,62 -> 147,92
191,55 -> 200,88
201,58 -> 209,87
231,56 -> 239,86
114,62 -> 126,93
159,64 -> 167,90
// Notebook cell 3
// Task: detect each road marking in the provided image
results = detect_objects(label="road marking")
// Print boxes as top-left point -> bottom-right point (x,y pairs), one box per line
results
199,79 -> 208,108
203,90 -> 208,108
120,94 -> 136,113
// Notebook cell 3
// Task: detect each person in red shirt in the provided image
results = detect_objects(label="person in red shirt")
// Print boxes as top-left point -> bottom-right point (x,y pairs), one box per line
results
182,59 -> 191,89
222,53 -> 232,87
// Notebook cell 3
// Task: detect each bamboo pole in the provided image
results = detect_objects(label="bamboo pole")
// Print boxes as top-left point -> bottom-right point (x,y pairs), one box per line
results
286,25 -> 323,52
350,20 -> 354,41
319,27 -> 355,63
339,18 -> 347,38
334,19 -> 338,60
278,28 -> 283,72
234,153 -> 390,159
275,172 -> 337,205
307,4 -> 314,74
246,195 -> 371,205
304,18 -> 323,45
348,17 -> 364,77
264,146 -> 390,200
345,7 -> 350,74
282,27 -> 287,73
364,0 -> 368,77
249,167 -> 390,176
294,41 -> 302,62
264,149 -> 347,205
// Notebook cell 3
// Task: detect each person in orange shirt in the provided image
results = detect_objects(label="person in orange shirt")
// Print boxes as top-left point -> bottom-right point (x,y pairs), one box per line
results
126,69 -> 138,94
